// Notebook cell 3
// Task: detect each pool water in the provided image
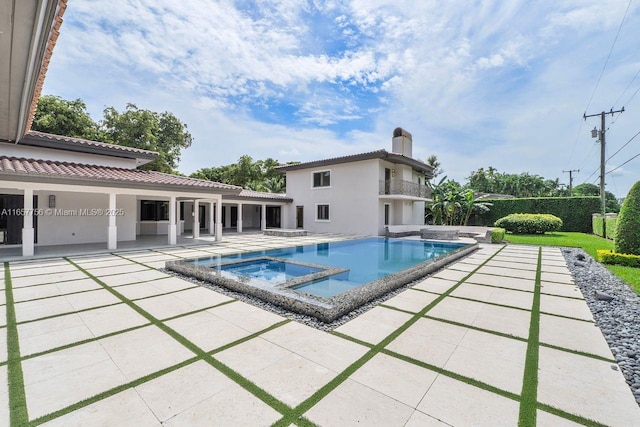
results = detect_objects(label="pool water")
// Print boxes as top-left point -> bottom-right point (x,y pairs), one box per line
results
189,237 -> 466,298
218,260 -> 321,284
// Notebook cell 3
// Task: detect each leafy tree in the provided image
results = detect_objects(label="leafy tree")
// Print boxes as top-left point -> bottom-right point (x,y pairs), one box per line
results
467,167 -> 567,198
32,95 -> 101,140
614,181 -> 640,255
191,156 -> 287,193
573,183 -> 620,213
101,104 -> 192,173
426,177 -> 490,226
426,155 -> 444,181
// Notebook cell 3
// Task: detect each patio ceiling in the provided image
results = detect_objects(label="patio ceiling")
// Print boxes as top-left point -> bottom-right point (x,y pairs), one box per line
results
0,0 -> 64,143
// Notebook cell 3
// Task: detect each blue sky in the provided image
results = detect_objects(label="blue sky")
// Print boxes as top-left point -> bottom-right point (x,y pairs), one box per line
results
42,0 -> 640,197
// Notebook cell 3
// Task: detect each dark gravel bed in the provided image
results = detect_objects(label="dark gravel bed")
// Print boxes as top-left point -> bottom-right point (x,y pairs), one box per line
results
563,247 -> 640,406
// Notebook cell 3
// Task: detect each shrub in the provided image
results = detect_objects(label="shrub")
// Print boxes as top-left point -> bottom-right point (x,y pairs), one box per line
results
494,213 -> 563,234
491,228 -> 505,243
597,250 -> 640,268
615,181 -> 640,255
605,215 -> 618,240
592,215 -> 604,237
468,196 -> 600,232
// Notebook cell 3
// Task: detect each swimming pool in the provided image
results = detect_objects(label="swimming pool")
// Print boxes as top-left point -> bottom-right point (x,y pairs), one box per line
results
167,237 -> 476,322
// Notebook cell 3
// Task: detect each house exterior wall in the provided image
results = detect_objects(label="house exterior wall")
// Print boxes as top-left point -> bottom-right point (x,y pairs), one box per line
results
35,191 -> 136,245
284,159 -> 380,235
2,143 -> 139,169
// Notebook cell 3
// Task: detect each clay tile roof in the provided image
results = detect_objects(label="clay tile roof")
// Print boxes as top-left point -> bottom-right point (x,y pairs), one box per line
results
0,156 -> 243,192
233,189 -> 292,201
24,131 -> 159,158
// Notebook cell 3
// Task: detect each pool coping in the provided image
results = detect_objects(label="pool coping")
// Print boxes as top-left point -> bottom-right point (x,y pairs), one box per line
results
166,240 -> 479,322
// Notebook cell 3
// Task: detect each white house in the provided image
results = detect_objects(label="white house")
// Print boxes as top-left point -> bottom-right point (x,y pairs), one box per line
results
277,128 -> 433,236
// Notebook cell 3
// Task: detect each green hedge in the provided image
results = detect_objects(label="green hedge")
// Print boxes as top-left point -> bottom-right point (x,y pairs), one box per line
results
491,228 -> 505,243
592,215 -> 605,237
615,181 -> 640,256
468,196 -> 600,232
606,216 -> 618,240
495,213 -> 563,234
598,250 -> 640,268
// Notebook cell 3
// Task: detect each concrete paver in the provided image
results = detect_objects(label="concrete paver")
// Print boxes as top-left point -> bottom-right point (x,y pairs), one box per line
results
2,236 -> 639,426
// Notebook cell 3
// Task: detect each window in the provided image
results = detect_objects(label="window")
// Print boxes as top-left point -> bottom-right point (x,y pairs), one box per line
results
140,200 -> 169,221
313,171 -> 331,187
316,204 -> 330,221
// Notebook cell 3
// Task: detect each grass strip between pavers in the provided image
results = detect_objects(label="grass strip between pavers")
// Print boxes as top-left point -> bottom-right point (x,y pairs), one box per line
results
270,246 -> 507,426
517,247 -> 542,426
61,257 -> 294,419
4,262 -> 29,426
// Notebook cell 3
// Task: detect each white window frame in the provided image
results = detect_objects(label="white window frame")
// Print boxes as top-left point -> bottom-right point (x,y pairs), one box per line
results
315,203 -> 330,222
311,169 -> 331,189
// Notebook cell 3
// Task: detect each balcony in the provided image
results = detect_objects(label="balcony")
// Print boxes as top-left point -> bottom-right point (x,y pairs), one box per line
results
379,179 -> 431,199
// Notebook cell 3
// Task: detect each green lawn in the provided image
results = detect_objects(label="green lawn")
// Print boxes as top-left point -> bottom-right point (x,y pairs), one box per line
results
503,232 -> 640,294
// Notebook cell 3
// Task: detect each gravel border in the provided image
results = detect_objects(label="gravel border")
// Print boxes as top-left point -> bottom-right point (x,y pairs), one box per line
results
562,247 -> 640,406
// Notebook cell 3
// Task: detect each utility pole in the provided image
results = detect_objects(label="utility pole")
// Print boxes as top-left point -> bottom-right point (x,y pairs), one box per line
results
562,169 -> 580,193
584,107 -> 624,214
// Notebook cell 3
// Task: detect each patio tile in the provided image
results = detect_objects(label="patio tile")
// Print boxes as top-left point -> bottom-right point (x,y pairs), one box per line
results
540,271 -> 574,284
0,329 -> 6,363
171,287 -> 233,308
466,273 -> 535,292
404,410 -> 450,426
9,263 -> 78,277
12,283 -> 64,302
99,273 -> 146,287
26,358 -> 129,420
412,276 -> 457,294
18,313 -> 93,355
215,337 -> 292,377
443,330 -> 526,394
385,320 -> 463,368
428,296 -> 483,324
261,322 -> 369,372
135,360 -> 234,422
538,347 -> 640,426
472,304 -> 531,338
129,269 -> 172,282
540,294 -> 594,321
63,288 -> 120,311
14,296 -> 76,323
350,353 -> 438,407
249,353 -> 337,407
149,276 -> 195,293
41,389 -> 160,427
334,306 -> 412,344
163,381 -> 281,427
417,375 -> 519,426
449,262 -> 477,272
536,410 -> 584,426
540,314 -> 613,359
493,254 -> 537,265
305,379 -> 414,427
451,283 -> 533,310
88,263 -> 149,276
540,281 -> 583,298
0,367 -> 7,427
98,326 -> 194,381
77,303 -> 148,337
118,282 -> 177,300
206,301 -> 284,333
383,289 -> 438,312
432,269 -> 468,282
134,294 -> 203,319
166,311 -> 250,352
74,258 -> 136,269
11,270 -> 88,288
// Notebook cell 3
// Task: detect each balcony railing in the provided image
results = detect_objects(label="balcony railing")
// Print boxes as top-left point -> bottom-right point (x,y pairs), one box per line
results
379,179 -> 431,198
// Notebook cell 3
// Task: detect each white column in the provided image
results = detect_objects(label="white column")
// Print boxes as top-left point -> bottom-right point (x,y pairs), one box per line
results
281,205 -> 287,229
177,200 -> 183,235
209,201 -> 214,234
168,196 -> 177,245
261,204 -> 267,231
107,193 -> 117,250
215,198 -> 223,241
224,205 -> 230,228
193,200 -> 200,238
237,203 -> 243,233
22,188 -> 34,256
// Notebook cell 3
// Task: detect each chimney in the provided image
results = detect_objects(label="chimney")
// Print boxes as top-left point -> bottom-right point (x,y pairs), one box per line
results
392,127 -> 412,158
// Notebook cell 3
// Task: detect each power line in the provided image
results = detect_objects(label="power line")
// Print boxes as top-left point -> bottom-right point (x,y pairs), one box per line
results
606,151 -> 640,175
583,165 -> 600,184
606,129 -> 640,162
613,67 -> 640,107
583,0 -> 633,113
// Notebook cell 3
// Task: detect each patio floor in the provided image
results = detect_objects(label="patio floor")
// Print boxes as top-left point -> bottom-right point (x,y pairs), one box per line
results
1,233 -> 638,426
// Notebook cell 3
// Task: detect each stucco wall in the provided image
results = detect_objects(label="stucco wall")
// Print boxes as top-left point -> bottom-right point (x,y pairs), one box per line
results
3,143 -> 139,169
36,191 -> 136,245
284,159 -> 380,235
